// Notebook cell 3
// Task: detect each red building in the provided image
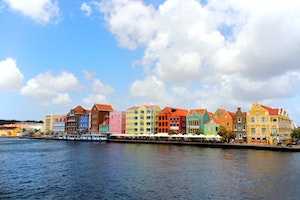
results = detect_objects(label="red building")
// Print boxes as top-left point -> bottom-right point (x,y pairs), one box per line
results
90,104 -> 114,133
65,105 -> 89,134
158,107 -> 188,134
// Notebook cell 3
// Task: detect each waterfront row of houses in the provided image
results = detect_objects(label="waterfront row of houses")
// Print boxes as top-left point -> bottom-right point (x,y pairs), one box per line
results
43,102 -> 296,145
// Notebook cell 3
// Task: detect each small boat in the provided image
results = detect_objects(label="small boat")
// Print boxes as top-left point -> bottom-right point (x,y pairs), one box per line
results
80,134 -> 107,142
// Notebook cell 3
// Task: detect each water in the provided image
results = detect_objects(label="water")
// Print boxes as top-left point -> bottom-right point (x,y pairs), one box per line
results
0,138 -> 299,200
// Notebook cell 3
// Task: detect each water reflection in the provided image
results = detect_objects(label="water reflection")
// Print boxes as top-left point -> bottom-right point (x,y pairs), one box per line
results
0,139 -> 299,200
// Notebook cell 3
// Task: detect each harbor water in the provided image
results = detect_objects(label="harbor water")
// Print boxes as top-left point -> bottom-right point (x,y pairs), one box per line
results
0,138 -> 299,199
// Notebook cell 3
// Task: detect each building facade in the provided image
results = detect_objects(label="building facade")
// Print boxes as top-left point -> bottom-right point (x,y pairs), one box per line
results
213,108 -> 234,131
65,105 -> 89,135
186,109 -> 210,134
53,115 -> 67,134
247,102 -> 292,145
109,111 -> 126,134
78,115 -> 90,134
43,114 -> 64,133
0,125 -> 22,137
126,105 -> 161,135
204,118 -> 220,136
232,107 -> 247,141
158,107 -> 188,134
90,104 -> 114,134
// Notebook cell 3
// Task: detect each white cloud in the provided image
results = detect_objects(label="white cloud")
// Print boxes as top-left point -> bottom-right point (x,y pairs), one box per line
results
129,76 -> 175,106
4,0 -> 60,25
100,0 -> 300,123
82,71 -> 114,108
80,2 -> 92,16
0,58 -> 24,91
20,71 -> 79,106
99,0 -> 159,50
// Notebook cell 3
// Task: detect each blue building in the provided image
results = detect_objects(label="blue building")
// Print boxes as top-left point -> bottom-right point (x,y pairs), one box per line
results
78,115 -> 89,134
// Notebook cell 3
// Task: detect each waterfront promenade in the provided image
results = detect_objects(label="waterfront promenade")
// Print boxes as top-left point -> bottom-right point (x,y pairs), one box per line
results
11,135 -> 300,152
108,138 -> 300,152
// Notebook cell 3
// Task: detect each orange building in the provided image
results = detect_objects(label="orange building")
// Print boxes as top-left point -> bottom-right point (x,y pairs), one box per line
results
213,108 -> 234,131
158,107 -> 188,134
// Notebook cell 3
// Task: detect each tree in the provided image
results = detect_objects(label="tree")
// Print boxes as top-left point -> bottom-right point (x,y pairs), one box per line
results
217,126 -> 227,138
195,129 -> 202,135
218,126 -> 235,142
168,129 -> 176,135
291,129 -> 300,139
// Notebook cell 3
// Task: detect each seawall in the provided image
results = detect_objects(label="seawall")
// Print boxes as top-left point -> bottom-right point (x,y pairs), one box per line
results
108,138 -> 300,152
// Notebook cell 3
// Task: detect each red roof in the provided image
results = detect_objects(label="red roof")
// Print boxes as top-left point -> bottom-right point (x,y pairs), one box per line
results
95,104 -> 114,111
188,109 -> 206,115
127,106 -> 139,110
73,105 -> 86,114
260,105 -> 279,116
55,115 -> 67,122
170,109 -> 189,117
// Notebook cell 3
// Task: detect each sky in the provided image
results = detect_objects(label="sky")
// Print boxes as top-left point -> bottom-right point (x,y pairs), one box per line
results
0,0 -> 300,125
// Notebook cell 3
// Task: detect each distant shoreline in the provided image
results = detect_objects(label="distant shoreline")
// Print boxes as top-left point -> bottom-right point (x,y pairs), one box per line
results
4,136 -> 299,152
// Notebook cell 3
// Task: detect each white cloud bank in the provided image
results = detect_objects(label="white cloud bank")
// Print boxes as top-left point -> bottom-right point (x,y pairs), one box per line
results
0,58 -> 24,91
20,71 -> 80,106
3,0 -> 60,25
99,0 -> 300,120
82,70 -> 115,108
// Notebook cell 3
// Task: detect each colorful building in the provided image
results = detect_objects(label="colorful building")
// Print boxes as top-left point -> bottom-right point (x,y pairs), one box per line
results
204,118 -> 220,136
232,108 -> 247,141
126,105 -> 161,135
213,108 -> 234,131
90,104 -> 114,134
0,125 -> 22,137
158,107 -> 188,134
247,102 -> 292,145
65,105 -> 90,134
53,115 -> 67,134
78,114 -> 90,134
44,114 -> 65,134
109,111 -> 126,134
186,109 -> 210,134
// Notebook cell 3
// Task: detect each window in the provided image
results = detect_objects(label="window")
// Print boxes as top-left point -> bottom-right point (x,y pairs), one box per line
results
234,126 -> 237,131
261,117 -> 266,122
243,126 -> 246,131
251,128 -> 255,134
262,128 -> 266,134
238,117 -> 241,123
251,117 -> 255,123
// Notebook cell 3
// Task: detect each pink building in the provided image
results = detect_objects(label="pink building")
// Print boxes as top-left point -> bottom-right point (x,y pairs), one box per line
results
109,111 -> 126,134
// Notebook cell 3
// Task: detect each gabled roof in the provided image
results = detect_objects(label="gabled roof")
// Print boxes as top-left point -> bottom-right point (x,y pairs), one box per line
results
229,112 -> 235,118
206,118 -> 221,125
188,109 -> 206,115
260,105 -> 279,116
160,107 -> 188,116
170,109 -> 189,117
94,104 -> 114,111
56,115 -> 67,122
214,108 -> 233,119
127,106 -> 139,110
72,105 -> 87,114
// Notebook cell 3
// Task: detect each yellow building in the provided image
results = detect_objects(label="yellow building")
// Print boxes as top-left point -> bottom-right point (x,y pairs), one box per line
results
126,105 -> 161,135
44,114 -> 64,133
247,102 -> 292,145
0,126 -> 22,137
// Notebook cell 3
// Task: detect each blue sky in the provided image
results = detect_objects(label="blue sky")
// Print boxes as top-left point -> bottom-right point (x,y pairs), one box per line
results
0,0 -> 300,125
